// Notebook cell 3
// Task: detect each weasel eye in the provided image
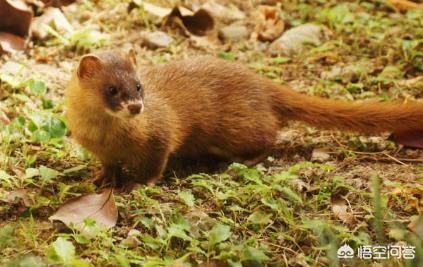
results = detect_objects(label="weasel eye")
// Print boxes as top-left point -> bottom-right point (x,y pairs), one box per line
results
136,83 -> 142,92
107,86 -> 118,96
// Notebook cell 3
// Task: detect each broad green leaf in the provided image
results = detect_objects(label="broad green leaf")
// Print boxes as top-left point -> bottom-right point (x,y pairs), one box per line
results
247,211 -> 272,225
208,223 -> 231,246
241,246 -> 269,263
167,223 -> 192,241
261,197 -> 280,210
45,117 -> 67,139
51,237 -> 75,264
70,28 -> 110,49
24,168 -> 39,179
275,185 -> 303,205
39,166 -> 60,180
33,129 -> 51,142
177,190 -> 195,207
28,80 -> 47,95
0,225 -> 15,248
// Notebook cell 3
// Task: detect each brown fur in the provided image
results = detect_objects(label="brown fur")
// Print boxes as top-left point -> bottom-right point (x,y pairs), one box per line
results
66,52 -> 423,185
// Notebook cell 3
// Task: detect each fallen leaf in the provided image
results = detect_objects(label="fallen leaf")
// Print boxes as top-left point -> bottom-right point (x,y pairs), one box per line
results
128,0 -> 171,18
0,188 -> 32,206
254,5 -> 284,42
389,0 -> 423,11
128,2 -> 214,36
49,188 -> 118,230
0,32 -> 26,53
390,129 -> 423,149
0,0 -> 33,37
391,187 -> 423,211
31,7 -> 74,40
331,196 -> 355,226
164,7 -> 214,36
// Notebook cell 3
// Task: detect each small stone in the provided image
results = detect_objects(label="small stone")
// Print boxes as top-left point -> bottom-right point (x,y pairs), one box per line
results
142,31 -> 174,49
201,1 -> 245,23
269,24 -> 326,55
311,148 -> 330,163
218,24 -> 249,42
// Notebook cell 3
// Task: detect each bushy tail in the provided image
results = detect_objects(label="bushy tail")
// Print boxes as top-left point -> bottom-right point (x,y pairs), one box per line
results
271,84 -> 423,134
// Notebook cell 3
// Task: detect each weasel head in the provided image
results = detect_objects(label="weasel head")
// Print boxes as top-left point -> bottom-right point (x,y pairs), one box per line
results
76,50 -> 145,119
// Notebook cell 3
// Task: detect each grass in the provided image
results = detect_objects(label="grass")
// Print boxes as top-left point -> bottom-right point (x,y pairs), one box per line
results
0,0 -> 422,266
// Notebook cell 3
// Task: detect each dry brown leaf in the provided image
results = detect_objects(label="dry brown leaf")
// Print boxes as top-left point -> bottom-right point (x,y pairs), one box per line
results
389,0 -> 423,11
128,0 -> 171,18
332,197 -> 349,222
390,129 -> 423,149
31,7 -> 73,40
49,188 -> 118,230
164,7 -> 214,36
391,187 -> 422,211
128,1 -> 214,36
0,188 -> 32,206
254,5 -> 284,42
331,196 -> 356,227
0,0 -> 33,37
0,32 -> 26,53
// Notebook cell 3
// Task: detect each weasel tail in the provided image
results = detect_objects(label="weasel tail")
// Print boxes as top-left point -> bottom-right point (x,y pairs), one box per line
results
270,83 -> 423,134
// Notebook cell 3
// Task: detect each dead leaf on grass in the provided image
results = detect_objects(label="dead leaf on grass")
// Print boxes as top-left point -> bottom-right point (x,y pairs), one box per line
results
164,7 -> 214,36
0,0 -> 33,37
49,188 -> 118,230
128,0 -> 171,19
128,1 -> 214,36
0,32 -> 26,53
390,129 -> 423,149
331,196 -> 355,227
0,188 -> 32,206
254,5 -> 284,42
391,187 -> 423,211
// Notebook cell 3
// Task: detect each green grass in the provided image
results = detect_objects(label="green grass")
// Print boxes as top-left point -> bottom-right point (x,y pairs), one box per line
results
0,0 -> 422,266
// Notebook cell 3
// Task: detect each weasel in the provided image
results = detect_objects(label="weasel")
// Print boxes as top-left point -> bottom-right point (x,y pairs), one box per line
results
66,51 -> 423,186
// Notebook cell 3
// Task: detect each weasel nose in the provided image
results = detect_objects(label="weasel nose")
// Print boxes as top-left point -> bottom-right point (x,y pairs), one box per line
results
127,103 -> 143,115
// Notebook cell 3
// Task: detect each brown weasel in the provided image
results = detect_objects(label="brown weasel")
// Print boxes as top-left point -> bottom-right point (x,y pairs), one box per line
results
66,51 -> 423,186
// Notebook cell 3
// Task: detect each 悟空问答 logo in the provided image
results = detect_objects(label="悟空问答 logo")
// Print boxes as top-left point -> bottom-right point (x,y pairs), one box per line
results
337,244 -> 354,259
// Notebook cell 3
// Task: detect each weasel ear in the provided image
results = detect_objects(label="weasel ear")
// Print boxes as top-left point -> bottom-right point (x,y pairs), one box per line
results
127,49 -> 137,66
77,54 -> 102,80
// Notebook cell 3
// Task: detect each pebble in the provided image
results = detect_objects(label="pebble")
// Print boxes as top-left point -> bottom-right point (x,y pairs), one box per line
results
218,24 -> 249,42
311,148 -> 331,163
142,31 -> 174,49
269,24 -> 325,55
